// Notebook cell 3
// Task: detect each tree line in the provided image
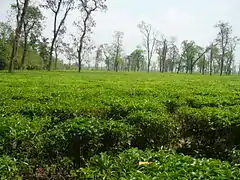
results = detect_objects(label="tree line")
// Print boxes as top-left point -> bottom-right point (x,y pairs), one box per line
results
0,0 -> 239,75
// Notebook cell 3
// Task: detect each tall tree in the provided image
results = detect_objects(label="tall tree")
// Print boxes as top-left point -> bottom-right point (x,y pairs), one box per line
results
209,43 -> 214,75
9,0 -> 30,73
156,40 -> 162,72
0,21 -> 13,67
112,31 -> 124,72
178,40 -> 210,74
128,49 -> 145,71
183,41 -> 198,73
156,36 -> 168,72
168,37 -> 179,72
225,36 -> 239,75
20,5 -> 44,70
38,37 -> 50,69
161,38 -> 168,72
177,40 -> 194,73
197,54 -> 207,74
64,43 -> 77,69
73,34 -> 95,71
138,21 -> 157,72
102,43 -> 113,71
53,26 -> 66,70
42,0 -> 74,71
54,37 -> 64,70
95,45 -> 103,70
74,0 -> 107,72
189,45 -> 210,74
215,21 -> 232,76
208,44 -> 220,75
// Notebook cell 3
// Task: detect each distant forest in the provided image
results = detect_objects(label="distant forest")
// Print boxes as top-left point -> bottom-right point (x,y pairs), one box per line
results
0,0 -> 239,75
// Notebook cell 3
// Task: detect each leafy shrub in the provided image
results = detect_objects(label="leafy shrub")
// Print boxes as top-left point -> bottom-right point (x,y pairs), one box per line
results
126,111 -> 179,150
0,156 -> 19,179
164,98 -> 183,114
1,71 -> 240,178
76,148 -> 240,179
185,95 -> 240,108
229,148 -> 240,166
0,58 -> 6,70
0,114 -> 50,157
42,118 -> 136,168
176,106 -> 240,160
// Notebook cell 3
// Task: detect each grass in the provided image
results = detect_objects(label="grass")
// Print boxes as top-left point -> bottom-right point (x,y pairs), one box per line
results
1,71 -> 240,179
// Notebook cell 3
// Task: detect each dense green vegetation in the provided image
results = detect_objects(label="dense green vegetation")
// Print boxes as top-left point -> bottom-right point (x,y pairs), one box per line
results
0,35 -> 67,71
0,71 -> 240,179
79,149 -> 240,179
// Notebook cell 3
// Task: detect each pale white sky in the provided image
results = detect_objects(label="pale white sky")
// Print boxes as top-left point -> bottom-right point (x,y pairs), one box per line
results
1,0 -> 240,64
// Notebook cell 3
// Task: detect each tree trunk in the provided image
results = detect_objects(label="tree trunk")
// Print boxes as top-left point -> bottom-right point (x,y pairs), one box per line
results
227,48 -> 233,75
220,51 -> 224,76
147,59 -> 150,72
55,51 -> 58,70
189,58 -> 193,74
77,11 -> 90,73
114,58 -> 117,72
115,61 -> 118,72
107,59 -> 110,71
78,49 -> 82,72
20,35 -> 28,70
202,56 -> 205,75
9,0 -> 30,73
161,43 -> 167,73
220,34 -> 225,76
171,53 -> 175,72
210,47 -> 213,76
227,57 -> 233,75
9,34 -> 19,72
158,55 -> 161,72
48,36 -> 56,71
115,44 -> 119,72
177,59 -> 181,74
47,0 -> 70,71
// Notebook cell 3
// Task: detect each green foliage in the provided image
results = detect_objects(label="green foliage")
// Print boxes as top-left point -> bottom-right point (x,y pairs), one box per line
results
42,118 -> 135,167
1,71 -> 240,177
128,49 -> 145,71
17,47 -> 44,69
77,148 -> 240,179
126,110 -> 179,150
0,22 -> 11,70
0,57 -> 7,70
0,156 -> 19,180
176,106 -> 240,160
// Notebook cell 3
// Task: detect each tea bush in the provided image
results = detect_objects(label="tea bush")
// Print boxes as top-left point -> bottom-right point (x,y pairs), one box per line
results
1,71 -> 240,178
41,118 -> 136,167
176,106 -> 240,160
126,110 -> 179,149
0,156 -> 19,180
78,148 -> 240,179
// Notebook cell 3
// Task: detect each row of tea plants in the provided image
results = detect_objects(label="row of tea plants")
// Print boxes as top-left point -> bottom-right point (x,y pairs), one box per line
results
1,71 -> 240,179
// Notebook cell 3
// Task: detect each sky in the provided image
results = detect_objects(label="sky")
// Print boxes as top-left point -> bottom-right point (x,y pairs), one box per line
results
1,0 -> 240,64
